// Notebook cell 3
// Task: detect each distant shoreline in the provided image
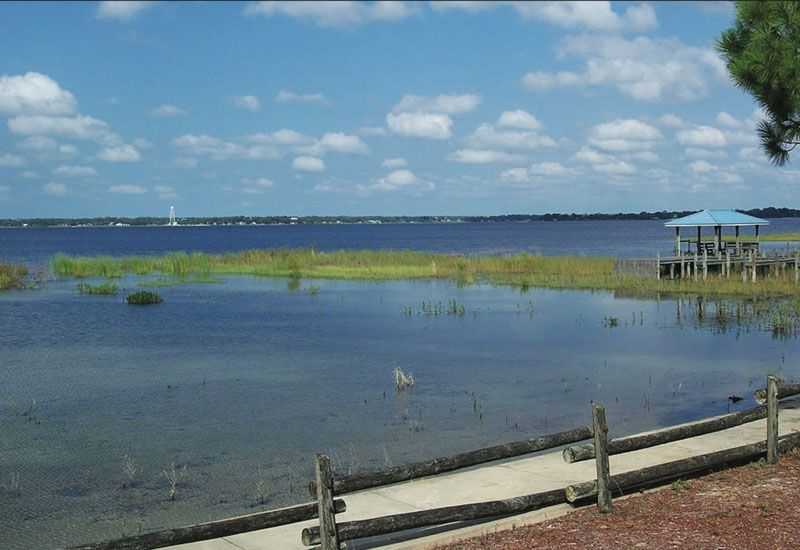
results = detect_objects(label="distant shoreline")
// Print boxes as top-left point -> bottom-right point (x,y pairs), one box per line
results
2,207 -> 799,228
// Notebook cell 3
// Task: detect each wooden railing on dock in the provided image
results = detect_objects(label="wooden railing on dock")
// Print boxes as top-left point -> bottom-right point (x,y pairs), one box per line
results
66,500 -> 346,550
302,374 -> 800,549
307,426 -> 592,496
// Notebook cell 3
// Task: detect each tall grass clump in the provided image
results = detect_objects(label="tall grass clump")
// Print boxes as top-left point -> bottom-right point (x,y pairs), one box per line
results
126,290 -> 163,305
0,262 -> 28,290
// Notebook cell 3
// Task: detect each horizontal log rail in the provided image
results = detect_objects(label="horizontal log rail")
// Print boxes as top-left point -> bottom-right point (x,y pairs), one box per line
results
307,425 -> 592,496
754,381 -> 800,405
301,488 -> 565,546
562,404 -> 767,463
68,499 -> 346,550
565,431 -> 800,503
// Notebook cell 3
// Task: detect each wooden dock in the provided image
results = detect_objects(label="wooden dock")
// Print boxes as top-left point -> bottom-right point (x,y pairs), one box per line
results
655,251 -> 800,281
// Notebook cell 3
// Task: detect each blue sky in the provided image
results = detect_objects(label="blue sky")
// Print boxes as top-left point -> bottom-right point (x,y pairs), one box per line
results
0,1 -> 795,218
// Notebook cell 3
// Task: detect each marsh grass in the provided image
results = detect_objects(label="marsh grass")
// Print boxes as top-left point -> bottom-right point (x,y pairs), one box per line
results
77,281 -> 119,295
126,290 -> 163,305
139,275 -> 222,288
0,262 -> 28,290
50,248 -> 800,298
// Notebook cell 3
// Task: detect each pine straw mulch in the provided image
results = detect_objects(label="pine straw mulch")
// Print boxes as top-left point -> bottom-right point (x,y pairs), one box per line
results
435,450 -> 800,550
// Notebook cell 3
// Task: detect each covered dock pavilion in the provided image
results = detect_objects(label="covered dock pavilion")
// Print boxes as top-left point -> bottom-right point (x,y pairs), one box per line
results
657,209 -> 798,281
664,209 -> 768,256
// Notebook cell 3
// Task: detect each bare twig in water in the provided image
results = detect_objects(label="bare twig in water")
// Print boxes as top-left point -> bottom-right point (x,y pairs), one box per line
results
254,467 -> 270,506
162,462 -> 187,501
394,367 -> 415,392
122,454 -> 139,488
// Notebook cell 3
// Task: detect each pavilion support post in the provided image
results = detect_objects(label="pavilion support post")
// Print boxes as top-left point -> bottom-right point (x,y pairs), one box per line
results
756,226 -> 760,255
703,249 -> 707,281
675,227 -> 680,255
670,262 -> 675,280
726,251 -> 731,279
795,254 -> 799,284
751,251 -> 757,283
735,226 -> 740,256
693,253 -> 698,282
696,227 -> 701,255
680,251 -> 685,279
656,252 -> 660,280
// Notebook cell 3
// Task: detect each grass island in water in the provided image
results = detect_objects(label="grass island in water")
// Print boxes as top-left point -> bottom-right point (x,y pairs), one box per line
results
49,248 -> 800,298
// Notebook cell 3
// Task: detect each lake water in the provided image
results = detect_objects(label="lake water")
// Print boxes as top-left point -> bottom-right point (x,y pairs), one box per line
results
2,221 -> 800,548
4,218 -> 800,267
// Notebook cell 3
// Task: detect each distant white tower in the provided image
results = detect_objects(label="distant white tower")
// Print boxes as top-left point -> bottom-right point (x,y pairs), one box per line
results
168,206 -> 178,227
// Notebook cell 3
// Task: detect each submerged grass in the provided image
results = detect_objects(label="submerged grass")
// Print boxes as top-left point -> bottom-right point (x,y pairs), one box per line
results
0,263 -> 28,290
77,281 -> 119,295
126,290 -> 163,305
50,248 -> 800,298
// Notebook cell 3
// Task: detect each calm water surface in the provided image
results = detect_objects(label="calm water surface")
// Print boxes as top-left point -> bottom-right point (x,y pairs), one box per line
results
1,222 -> 800,548
4,218 -> 800,266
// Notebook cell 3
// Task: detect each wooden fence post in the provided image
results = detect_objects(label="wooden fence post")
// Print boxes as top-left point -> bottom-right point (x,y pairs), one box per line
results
592,404 -> 612,513
767,376 -> 779,464
315,454 -> 340,550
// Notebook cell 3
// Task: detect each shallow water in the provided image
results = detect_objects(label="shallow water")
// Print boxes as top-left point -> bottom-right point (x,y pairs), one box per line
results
1,275 -> 798,548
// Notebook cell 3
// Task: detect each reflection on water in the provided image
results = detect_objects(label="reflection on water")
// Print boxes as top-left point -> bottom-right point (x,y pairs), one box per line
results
1,277 -> 799,548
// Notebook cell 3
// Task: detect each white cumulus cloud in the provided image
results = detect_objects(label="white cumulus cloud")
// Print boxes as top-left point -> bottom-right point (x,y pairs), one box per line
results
274,90 -> 329,104
53,165 -> 96,177
392,94 -> 481,115
589,119 -> 662,152
98,144 -> 141,162
318,132 -> 369,154
466,123 -> 556,150
292,156 -> 325,172
382,157 -> 407,168
448,149 -> 524,164
109,184 -> 147,194
497,110 -> 542,130
232,95 -> 261,112
151,104 -> 187,118
523,34 -> 726,102
0,153 -> 25,167
245,1 -> 415,27
173,134 -> 279,160
97,1 -> 156,21
43,182 -> 67,196
0,72 -> 76,115
386,112 -> 453,139
676,125 -> 727,147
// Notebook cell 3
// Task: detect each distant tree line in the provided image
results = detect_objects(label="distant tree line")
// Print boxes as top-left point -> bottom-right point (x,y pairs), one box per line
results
1,208 -> 798,228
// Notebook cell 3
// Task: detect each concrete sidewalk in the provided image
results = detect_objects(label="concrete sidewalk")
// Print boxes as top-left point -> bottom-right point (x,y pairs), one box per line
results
169,401 -> 800,550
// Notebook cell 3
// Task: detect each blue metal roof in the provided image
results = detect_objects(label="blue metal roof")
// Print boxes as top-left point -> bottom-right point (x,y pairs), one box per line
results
664,209 -> 769,227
